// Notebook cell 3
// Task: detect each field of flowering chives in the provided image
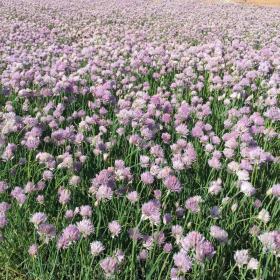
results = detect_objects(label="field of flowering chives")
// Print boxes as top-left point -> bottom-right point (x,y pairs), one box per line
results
0,0 -> 280,279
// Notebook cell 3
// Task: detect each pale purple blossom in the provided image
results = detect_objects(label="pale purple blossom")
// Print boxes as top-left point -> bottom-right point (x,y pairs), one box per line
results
185,196 -> 202,213
127,191 -> 139,203
90,241 -> 105,256
141,200 -> 161,225
234,250 -> 249,267
30,212 -> 47,227
163,175 -> 182,193
76,219 -> 94,237
108,221 -> 121,238
57,225 -> 80,249
28,244 -> 38,257
210,225 -> 228,243
100,256 -> 118,276
173,252 -> 192,273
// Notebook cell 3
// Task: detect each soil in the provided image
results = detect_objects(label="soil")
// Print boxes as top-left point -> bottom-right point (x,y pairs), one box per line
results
234,0 -> 280,6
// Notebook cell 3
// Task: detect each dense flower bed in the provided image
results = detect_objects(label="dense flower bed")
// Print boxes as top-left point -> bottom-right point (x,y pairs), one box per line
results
0,0 -> 279,279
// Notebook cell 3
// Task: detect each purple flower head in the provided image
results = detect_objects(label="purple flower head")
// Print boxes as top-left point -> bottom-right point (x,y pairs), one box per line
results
57,225 -> 80,249
163,213 -> 172,225
208,157 -> 221,170
38,223 -> 56,243
0,181 -> 9,193
42,170 -> 53,181
65,210 -> 75,220
100,256 -> 118,277
153,189 -> 162,200
128,227 -> 142,241
58,188 -> 71,205
172,225 -> 184,241
28,244 -> 38,257
175,206 -> 186,218
0,214 -> 8,229
141,200 -> 161,225
185,196 -> 202,213
11,187 -> 26,206
162,132 -> 171,143
95,185 -> 113,202
2,143 -> 17,161
173,252 -> 192,273
163,175 -> 182,193
163,243 -> 173,253
143,235 -> 154,250
30,212 -> 47,227
76,219 -> 94,237
240,181 -> 256,197
247,258 -> 259,270
108,221 -> 121,238
115,249 -> 125,264
90,241 -> 105,256
140,155 -> 150,168
234,250 -> 249,267
79,205 -> 92,218
138,249 -> 148,261
69,175 -> 81,186
195,240 -> 215,262
208,179 -> 222,195
271,184 -> 280,197
0,202 -> 11,214
181,231 -> 203,252
258,231 -> 280,254
141,172 -> 154,185
127,191 -> 139,203
210,225 -> 228,243
24,182 -> 36,193
253,199 -> 262,209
